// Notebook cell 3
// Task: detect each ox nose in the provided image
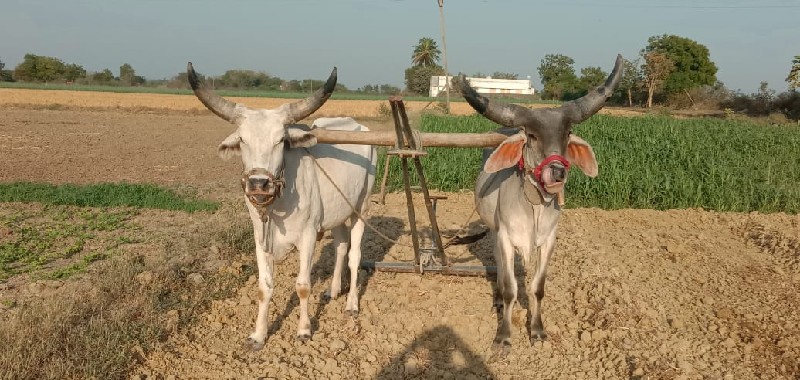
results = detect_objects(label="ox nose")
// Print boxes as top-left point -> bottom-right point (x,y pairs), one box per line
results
248,177 -> 270,192
550,165 -> 566,182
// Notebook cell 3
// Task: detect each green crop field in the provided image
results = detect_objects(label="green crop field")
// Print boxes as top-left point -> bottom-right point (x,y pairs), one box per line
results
376,114 -> 800,214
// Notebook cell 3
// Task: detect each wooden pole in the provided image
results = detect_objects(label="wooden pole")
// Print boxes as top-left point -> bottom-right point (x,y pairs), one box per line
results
438,0 -> 450,113
378,154 -> 391,204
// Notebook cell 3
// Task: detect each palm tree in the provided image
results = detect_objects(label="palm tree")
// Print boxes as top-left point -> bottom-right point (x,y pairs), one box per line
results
412,37 -> 442,67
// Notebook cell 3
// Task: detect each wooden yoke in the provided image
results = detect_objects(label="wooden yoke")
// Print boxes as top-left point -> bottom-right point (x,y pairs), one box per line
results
311,129 -> 509,148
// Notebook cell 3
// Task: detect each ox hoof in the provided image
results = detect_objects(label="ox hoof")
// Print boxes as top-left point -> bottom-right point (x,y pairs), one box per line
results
530,330 -> 548,343
491,340 -> 512,357
296,333 -> 312,342
344,309 -> 359,318
323,288 -> 342,301
244,337 -> 266,351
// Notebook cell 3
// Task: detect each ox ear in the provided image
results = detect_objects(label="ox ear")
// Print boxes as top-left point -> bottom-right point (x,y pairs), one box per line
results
217,132 -> 241,160
567,134 -> 598,178
286,128 -> 318,148
484,133 -> 526,173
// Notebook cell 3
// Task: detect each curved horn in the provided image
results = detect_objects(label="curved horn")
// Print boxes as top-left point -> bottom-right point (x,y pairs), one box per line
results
457,74 -> 531,128
557,54 -> 624,124
187,62 -> 242,123
285,67 -> 337,123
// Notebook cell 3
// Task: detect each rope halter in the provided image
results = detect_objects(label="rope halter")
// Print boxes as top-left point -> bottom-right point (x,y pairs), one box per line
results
518,154 -> 570,194
242,167 -> 285,222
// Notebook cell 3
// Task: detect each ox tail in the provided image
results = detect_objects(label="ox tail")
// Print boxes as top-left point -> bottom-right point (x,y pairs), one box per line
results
443,228 -> 489,248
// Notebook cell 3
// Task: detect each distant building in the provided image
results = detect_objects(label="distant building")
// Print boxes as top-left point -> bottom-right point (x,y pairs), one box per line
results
429,75 -> 535,97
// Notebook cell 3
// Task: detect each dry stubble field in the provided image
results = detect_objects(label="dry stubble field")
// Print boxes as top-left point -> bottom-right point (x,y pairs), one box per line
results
1,88 -> 799,379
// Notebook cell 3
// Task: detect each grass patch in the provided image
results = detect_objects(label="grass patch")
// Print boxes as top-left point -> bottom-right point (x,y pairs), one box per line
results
0,206 -> 136,280
376,114 -> 800,214
0,201 -> 255,379
0,182 -> 218,212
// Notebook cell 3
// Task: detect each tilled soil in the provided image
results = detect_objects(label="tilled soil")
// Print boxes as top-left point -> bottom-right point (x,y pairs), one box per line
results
133,194 -> 800,379
1,100 -> 798,379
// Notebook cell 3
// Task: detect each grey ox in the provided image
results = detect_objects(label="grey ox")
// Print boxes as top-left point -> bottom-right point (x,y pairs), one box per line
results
188,63 -> 376,350
458,55 -> 623,352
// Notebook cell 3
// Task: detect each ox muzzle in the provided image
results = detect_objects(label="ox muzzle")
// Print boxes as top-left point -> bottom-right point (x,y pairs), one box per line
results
242,168 -> 285,212
523,154 -> 570,194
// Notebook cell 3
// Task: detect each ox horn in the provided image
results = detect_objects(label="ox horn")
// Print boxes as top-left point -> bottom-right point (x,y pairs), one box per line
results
457,74 -> 531,128
284,67 -> 338,124
555,54 -> 624,124
187,62 -> 242,124
459,55 -> 624,130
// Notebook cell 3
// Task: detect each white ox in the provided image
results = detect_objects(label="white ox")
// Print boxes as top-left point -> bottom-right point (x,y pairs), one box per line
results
188,63 -> 376,350
458,55 -> 623,353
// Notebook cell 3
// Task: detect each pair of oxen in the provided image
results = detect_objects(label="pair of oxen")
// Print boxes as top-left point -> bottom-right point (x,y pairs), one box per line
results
187,55 -> 623,353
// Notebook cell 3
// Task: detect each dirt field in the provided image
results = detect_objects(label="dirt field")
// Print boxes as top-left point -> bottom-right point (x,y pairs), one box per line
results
0,88 -> 646,118
1,90 -> 798,379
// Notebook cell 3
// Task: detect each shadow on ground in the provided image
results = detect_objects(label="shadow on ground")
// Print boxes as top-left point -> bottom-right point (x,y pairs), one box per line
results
375,325 -> 495,379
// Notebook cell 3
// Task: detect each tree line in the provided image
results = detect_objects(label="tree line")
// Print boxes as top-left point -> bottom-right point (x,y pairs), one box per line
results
402,34 -> 799,120
2,38 -> 799,120
0,54 -> 399,94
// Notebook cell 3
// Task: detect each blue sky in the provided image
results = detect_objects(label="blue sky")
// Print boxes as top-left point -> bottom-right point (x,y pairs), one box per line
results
2,0 -> 798,93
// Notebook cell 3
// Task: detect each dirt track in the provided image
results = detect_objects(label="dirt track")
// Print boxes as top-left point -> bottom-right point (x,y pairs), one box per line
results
0,95 -> 798,379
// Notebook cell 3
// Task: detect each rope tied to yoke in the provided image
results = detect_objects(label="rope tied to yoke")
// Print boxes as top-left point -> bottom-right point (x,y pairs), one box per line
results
303,148 -> 481,251
304,148 -> 414,248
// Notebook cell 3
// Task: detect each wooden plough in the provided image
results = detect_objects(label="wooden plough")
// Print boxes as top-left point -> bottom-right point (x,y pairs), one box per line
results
313,97 -> 503,276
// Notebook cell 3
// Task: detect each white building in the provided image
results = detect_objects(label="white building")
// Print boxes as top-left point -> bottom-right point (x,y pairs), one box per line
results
429,75 -> 535,97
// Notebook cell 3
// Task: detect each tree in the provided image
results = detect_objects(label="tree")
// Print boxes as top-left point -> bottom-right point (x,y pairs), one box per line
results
411,37 -> 441,67
283,80 -> 302,92
787,55 -> 800,90
217,70 -> 282,90
491,72 -> 519,80
14,54 -> 66,82
642,52 -> 674,108
644,34 -> 717,95
63,63 -> 86,82
617,58 -> 643,107
36,56 -> 65,83
754,81 -> 775,113
359,83 -> 400,94
119,63 -> 135,85
578,66 -> 607,94
92,69 -> 115,84
537,54 -> 578,100
0,58 -> 10,82
404,65 -> 444,95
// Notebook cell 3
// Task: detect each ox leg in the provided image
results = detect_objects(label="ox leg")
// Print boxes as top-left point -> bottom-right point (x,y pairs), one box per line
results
246,219 -> 275,351
295,230 -> 317,341
344,215 -> 365,316
528,229 -> 556,343
493,231 -> 517,352
325,225 -> 349,300
492,241 -> 505,312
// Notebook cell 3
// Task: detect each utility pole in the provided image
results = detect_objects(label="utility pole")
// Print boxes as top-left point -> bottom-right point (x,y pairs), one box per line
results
438,0 -> 450,113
